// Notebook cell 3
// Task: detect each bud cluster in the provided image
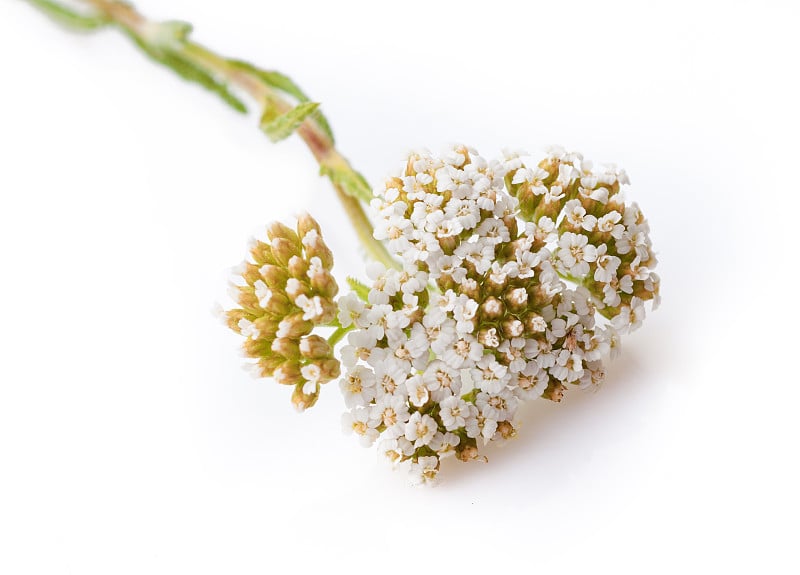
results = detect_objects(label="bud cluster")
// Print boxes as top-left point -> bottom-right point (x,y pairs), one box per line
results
226,214 -> 340,410
338,145 -> 659,484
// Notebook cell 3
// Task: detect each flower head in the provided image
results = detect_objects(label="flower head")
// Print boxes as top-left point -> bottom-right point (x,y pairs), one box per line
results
339,145 -> 659,483
225,214 -> 340,410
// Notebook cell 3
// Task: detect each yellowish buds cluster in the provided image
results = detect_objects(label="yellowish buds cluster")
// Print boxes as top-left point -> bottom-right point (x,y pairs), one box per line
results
226,214 -> 340,410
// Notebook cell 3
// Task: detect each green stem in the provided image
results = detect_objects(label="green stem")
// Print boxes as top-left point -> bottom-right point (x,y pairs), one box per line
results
33,0 -> 398,269
327,325 -> 352,347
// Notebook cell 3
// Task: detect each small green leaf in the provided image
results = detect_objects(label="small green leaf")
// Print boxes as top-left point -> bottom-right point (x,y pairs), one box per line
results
346,277 -> 371,301
228,60 -> 335,143
260,101 -> 320,142
26,0 -> 109,31
319,164 -> 373,204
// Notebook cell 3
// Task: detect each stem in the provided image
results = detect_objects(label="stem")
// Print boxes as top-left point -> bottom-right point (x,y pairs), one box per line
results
327,325 -> 352,347
62,0 -> 398,269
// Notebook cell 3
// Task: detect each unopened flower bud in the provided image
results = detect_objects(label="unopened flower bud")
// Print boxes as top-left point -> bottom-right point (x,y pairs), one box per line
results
299,334 -> 332,360
456,442 -> 484,463
318,297 -> 338,325
296,212 -> 321,239
259,264 -> 288,291
480,296 -> 505,321
317,358 -> 341,382
271,337 -> 301,360
285,278 -> 311,301
496,420 -> 516,439
502,213 -> 518,239
478,327 -> 500,348
458,278 -> 481,300
525,313 -> 548,334
267,221 -> 300,246
437,235 -> 458,255
244,337 -> 273,358
485,272 -> 507,296
233,286 -> 260,313
270,237 -> 301,268
248,239 -> 276,266
224,309 -> 249,333
291,381 -> 319,411
287,255 -> 308,278
505,286 -> 529,313
502,317 -> 524,338
257,355 -> 284,378
263,292 -> 292,318
276,313 -> 313,339
309,268 -> 338,299
253,315 -> 279,337
305,241 -> 334,271
241,263 -> 262,285
542,380 -> 566,402
436,273 -> 456,293
273,360 -> 303,385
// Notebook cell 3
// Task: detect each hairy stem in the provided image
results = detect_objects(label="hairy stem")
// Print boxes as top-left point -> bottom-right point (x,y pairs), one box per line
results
40,0 -> 398,269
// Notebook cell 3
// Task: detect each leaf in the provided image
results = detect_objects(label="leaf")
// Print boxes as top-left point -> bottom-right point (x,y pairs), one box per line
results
26,0 -> 109,31
127,34 -> 248,114
319,163 -> 373,203
346,277 -> 371,301
260,101 -> 320,142
228,60 -> 335,143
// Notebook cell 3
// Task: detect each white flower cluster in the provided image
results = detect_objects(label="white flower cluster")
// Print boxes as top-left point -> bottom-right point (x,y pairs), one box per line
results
338,145 -> 659,484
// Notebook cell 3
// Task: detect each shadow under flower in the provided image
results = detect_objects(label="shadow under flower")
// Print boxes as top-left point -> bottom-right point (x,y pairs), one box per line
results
437,319 -> 679,488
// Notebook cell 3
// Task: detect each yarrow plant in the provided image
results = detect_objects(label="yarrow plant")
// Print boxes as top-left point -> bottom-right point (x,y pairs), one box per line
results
32,0 -> 659,484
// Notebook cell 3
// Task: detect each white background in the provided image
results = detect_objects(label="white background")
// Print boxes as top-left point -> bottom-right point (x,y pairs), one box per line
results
1,0 -> 798,573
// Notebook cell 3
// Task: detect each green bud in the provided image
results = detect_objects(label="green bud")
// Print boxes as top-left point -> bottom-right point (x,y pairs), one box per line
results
253,316 -> 280,337
457,278 -> 481,300
296,213 -> 321,239
501,317 -> 524,338
249,240 -> 276,266
224,309 -> 250,333
287,255 -> 308,279
267,221 -> 300,246
261,290 -> 292,318
271,337 -> 301,360
271,237 -> 301,268
285,278 -> 311,301
277,313 -> 313,339
317,358 -> 341,383
305,241 -> 334,271
485,272 -> 507,297
517,183 -> 538,219
244,337 -> 274,358
542,380 -> 566,402
260,264 -> 288,291
477,327 -> 499,348
273,360 -> 303,385
437,234 -> 458,255
456,439 -> 482,463
257,355 -> 283,378
504,286 -> 529,313
299,335 -> 332,360
524,313 -> 548,334
314,298 -> 337,325
234,286 -> 260,312
308,269 -> 338,299
291,381 -> 319,411
241,263 -> 263,286
496,420 -> 516,439
480,297 -> 505,321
